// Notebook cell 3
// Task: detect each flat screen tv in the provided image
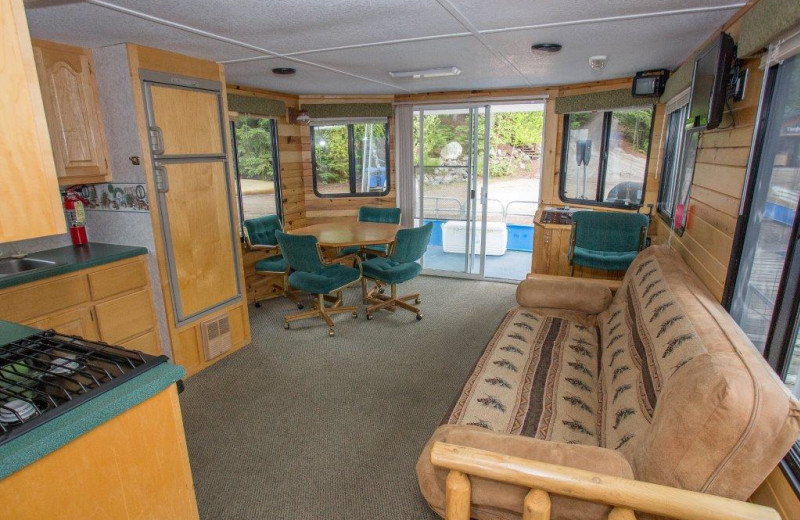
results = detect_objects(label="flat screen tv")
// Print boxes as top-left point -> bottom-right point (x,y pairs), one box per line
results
688,32 -> 735,130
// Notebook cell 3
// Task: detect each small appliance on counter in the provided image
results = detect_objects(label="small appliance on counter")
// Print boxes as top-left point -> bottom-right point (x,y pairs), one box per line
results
0,330 -> 168,445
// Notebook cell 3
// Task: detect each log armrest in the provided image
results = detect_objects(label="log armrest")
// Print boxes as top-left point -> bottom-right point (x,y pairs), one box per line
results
516,275 -> 614,315
431,442 -> 780,520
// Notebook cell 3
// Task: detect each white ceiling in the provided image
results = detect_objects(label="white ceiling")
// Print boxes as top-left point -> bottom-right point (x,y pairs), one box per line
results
24,0 -> 745,95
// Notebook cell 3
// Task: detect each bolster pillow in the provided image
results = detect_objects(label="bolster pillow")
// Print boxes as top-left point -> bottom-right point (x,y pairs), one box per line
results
516,277 -> 613,314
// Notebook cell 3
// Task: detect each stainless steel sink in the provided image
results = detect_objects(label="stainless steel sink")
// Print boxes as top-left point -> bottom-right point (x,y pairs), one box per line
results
0,257 -> 58,277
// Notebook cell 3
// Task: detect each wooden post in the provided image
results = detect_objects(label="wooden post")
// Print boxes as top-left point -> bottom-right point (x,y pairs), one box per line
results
523,488 -> 551,520
609,507 -> 636,520
445,470 -> 471,520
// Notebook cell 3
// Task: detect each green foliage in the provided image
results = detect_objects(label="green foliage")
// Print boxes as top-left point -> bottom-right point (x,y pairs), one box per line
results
491,112 -> 543,148
569,112 -> 593,129
613,109 -> 653,154
234,117 -> 276,181
313,125 -> 349,184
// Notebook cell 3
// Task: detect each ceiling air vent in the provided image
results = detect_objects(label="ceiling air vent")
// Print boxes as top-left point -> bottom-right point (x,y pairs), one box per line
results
201,314 -> 232,361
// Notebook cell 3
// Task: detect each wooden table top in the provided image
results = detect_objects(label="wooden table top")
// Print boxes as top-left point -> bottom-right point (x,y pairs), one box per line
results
287,221 -> 401,247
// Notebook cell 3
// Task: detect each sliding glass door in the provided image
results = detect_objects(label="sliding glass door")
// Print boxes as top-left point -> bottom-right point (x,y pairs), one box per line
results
412,102 -> 544,280
414,105 -> 489,277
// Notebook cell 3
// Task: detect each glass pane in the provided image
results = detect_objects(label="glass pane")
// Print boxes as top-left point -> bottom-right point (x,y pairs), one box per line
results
562,111 -> 603,200
313,124 -> 350,195
233,116 -> 278,220
353,123 -> 389,194
731,55 -> 800,354
658,107 -> 686,218
673,129 -> 699,233
603,107 -> 653,205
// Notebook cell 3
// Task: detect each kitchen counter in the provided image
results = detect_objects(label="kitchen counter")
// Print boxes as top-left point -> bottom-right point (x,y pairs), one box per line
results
0,243 -> 149,290
0,320 -> 184,480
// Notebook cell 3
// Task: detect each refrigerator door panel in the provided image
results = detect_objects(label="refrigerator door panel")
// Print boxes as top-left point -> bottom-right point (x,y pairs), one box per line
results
155,159 -> 241,323
147,82 -> 224,157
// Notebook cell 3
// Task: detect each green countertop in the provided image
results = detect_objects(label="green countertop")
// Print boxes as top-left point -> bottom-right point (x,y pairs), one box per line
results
0,243 -> 149,290
0,321 -> 184,480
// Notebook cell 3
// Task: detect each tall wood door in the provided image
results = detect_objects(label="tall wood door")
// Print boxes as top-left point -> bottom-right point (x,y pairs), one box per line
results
0,0 -> 65,243
33,40 -> 110,184
144,79 -> 240,324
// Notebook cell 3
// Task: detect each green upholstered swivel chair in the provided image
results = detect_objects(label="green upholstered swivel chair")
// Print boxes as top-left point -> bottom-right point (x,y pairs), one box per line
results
567,211 -> 649,275
339,206 -> 402,257
243,216 -> 303,309
361,223 -> 433,321
275,231 -> 362,336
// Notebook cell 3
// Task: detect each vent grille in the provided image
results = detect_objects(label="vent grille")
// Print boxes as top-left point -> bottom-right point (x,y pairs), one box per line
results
201,315 -> 232,361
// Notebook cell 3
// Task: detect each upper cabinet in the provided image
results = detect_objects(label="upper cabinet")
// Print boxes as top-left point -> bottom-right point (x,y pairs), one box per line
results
0,0 -> 66,243
32,39 -> 111,185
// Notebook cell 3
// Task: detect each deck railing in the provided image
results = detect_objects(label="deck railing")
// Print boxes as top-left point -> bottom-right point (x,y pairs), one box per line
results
430,442 -> 780,520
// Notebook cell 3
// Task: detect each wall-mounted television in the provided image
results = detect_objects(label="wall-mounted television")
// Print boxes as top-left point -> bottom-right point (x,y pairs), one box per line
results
688,32 -> 735,130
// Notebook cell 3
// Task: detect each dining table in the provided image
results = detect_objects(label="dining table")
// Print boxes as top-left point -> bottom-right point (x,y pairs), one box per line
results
286,221 -> 401,249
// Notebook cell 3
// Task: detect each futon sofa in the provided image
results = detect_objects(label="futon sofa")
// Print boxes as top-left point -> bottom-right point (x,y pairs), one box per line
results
417,245 -> 800,520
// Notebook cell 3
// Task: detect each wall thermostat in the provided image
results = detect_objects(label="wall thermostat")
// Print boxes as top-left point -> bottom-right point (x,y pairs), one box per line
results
632,69 -> 670,97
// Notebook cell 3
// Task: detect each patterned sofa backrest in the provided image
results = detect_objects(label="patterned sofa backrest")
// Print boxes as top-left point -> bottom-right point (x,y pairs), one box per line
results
597,246 -> 800,501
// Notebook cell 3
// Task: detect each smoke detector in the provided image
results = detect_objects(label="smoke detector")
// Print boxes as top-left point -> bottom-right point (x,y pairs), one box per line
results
589,56 -> 608,71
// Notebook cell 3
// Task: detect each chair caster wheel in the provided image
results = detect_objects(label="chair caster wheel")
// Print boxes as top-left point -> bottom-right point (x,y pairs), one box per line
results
352,311 -> 358,319
254,301 -> 261,308
366,314 -> 374,320
378,287 -> 385,294
283,322 -> 290,329
328,328 -> 335,337
297,303 -> 304,310
415,297 -> 421,304
416,313 -> 423,321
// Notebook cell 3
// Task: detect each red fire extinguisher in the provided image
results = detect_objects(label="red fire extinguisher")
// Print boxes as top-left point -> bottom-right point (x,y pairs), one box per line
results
64,186 -> 90,246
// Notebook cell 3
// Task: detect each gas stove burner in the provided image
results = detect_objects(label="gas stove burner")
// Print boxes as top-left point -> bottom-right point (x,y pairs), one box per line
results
0,399 -> 36,424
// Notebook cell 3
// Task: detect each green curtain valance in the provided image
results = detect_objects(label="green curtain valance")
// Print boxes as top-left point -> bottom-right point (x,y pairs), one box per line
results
555,88 -> 658,114
659,57 -> 695,103
227,94 -> 286,118
739,0 -> 800,57
303,103 -> 393,119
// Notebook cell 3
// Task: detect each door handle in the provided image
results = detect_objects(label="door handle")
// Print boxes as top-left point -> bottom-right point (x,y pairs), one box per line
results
154,163 -> 169,193
470,189 -> 476,200
148,126 -> 165,155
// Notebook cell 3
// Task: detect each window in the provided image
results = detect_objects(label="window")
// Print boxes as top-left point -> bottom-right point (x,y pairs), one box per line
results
230,116 -> 281,225
311,120 -> 390,197
560,107 -> 654,207
657,103 -> 700,234
728,52 -> 800,490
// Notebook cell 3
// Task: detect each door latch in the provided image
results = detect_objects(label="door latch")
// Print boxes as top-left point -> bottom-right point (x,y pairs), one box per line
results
154,164 -> 169,193
148,126 -> 165,155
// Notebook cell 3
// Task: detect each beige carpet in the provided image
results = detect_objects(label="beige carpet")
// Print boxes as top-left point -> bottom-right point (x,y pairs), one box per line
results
179,275 -> 517,520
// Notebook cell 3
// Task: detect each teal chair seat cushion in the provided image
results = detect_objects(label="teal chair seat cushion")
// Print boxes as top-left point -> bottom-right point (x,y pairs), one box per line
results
362,257 -> 423,285
571,246 -> 638,272
288,265 -> 360,294
254,255 -> 287,273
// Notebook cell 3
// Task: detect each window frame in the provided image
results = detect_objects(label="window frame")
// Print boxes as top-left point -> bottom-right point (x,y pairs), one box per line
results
722,56 -> 800,497
229,116 -> 282,232
558,107 -> 655,209
310,121 -> 391,199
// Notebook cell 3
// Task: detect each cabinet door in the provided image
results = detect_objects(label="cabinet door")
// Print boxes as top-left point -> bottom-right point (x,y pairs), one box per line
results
33,40 -> 110,183
27,306 -> 99,341
0,0 -> 65,243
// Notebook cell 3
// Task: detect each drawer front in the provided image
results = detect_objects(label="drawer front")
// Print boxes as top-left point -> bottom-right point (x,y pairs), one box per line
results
120,330 -> 159,356
0,275 -> 90,323
88,259 -> 148,301
26,306 -> 99,341
94,289 -> 154,344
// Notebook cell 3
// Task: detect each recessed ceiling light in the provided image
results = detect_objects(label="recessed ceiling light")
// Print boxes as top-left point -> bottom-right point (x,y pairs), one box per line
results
389,67 -> 461,79
272,67 -> 296,76
531,43 -> 562,53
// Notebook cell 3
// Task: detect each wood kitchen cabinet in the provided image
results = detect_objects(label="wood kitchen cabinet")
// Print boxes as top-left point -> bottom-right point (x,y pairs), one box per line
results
0,256 -> 161,356
32,39 -> 111,185
0,0 -> 66,243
